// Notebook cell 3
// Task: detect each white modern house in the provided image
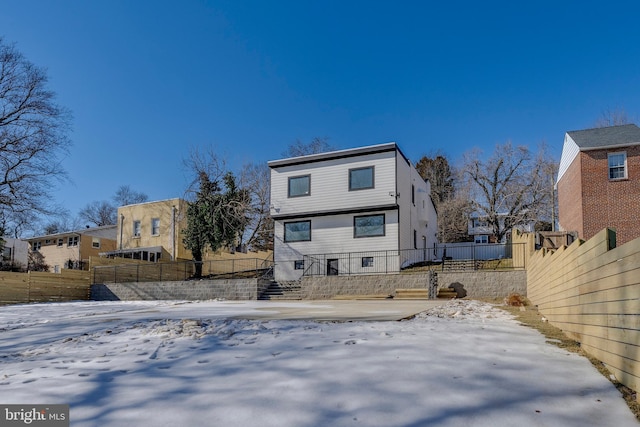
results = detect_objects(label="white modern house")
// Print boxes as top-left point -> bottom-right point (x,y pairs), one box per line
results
268,143 -> 438,281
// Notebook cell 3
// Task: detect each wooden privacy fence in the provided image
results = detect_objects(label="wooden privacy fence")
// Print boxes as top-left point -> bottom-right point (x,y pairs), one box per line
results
517,228 -> 640,399
0,270 -> 91,305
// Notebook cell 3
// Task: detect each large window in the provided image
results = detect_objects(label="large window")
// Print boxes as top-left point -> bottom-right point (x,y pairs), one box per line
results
608,152 -> 627,180
68,236 -> 78,247
354,214 -> 385,238
284,220 -> 311,242
288,175 -> 311,197
349,166 -> 374,191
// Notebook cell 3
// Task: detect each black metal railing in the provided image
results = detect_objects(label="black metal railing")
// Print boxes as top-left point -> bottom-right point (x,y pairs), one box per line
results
302,243 -> 526,276
93,258 -> 274,284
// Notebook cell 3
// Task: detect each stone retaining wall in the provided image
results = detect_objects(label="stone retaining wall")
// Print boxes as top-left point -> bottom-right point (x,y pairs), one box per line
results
300,273 -> 434,299
301,270 -> 526,299
91,278 -> 271,301
437,270 -> 527,298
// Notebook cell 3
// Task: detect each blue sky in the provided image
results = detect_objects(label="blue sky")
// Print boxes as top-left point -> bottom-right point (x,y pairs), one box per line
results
2,1 -> 640,224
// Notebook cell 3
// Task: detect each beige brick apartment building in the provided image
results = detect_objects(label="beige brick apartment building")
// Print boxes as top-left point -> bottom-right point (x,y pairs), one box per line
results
557,124 -> 640,245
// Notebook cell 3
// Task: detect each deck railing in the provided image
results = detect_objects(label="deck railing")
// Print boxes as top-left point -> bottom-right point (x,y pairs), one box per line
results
302,243 -> 526,276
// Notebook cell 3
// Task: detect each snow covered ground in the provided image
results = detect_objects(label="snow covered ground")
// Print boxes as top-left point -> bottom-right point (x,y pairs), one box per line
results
0,299 -> 637,427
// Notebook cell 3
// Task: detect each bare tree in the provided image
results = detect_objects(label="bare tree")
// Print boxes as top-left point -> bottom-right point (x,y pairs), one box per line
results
462,142 -> 557,243
415,153 -> 471,242
239,162 -> 273,251
593,108 -> 634,128
113,185 -> 149,207
0,38 -> 71,235
281,137 -> 334,158
78,186 -> 149,227
78,200 -> 117,226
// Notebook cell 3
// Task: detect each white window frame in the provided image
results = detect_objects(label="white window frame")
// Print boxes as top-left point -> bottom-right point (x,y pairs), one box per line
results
475,235 -> 489,244
608,152 -> 627,180
68,236 -> 78,247
151,218 -> 160,236
92,237 -> 101,249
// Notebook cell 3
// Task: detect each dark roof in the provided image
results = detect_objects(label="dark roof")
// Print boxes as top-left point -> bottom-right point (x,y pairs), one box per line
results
567,124 -> 640,150
268,142 -> 410,168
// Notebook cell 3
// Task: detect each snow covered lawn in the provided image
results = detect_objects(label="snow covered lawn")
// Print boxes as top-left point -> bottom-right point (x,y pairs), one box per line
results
0,300 -> 636,427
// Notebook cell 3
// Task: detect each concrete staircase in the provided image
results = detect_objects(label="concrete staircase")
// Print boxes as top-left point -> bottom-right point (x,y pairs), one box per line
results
442,259 -> 476,271
258,281 -> 303,300
394,289 -> 430,300
436,287 -> 458,299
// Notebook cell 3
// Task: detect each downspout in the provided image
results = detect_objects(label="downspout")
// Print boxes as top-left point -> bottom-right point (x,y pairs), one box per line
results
171,205 -> 176,261
119,214 -> 124,250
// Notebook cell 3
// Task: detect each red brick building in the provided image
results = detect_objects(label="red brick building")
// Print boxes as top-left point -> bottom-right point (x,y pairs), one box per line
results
557,124 -> 640,245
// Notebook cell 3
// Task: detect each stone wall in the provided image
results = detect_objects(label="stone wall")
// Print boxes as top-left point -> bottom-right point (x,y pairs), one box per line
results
91,278 -> 271,301
437,270 -> 527,299
300,273 -> 434,299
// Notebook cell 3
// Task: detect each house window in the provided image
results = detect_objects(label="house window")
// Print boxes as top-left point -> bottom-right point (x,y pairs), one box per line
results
288,175 -> 311,197
362,257 -> 374,268
294,260 -> 305,270
151,218 -> 160,236
92,237 -> 101,249
284,221 -> 311,242
608,152 -> 627,180
475,235 -> 489,244
354,214 -> 385,238
57,238 -> 64,247
473,218 -> 488,227
349,166 -> 374,191
412,184 -> 415,205
32,241 -> 41,251
68,236 -> 78,247
133,220 -> 141,237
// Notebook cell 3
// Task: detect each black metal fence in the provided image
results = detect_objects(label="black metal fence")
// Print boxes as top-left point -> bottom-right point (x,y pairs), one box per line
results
302,243 -> 526,276
93,258 -> 274,284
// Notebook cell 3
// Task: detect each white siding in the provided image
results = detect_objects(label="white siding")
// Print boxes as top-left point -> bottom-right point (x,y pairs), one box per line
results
557,133 -> 580,184
274,211 -> 399,281
270,150 -> 397,217
396,157 -> 438,266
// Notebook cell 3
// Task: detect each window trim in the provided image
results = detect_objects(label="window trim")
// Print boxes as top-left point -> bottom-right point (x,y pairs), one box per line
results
284,220 -> 312,243
67,236 -> 78,247
133,220 -> 141,237
288,174 -> 311,198
151,218 -> 160,236
608,151 -> 628,180
349,166 -> 375,191
353,214 -> 385,238
92,237 -> 101,249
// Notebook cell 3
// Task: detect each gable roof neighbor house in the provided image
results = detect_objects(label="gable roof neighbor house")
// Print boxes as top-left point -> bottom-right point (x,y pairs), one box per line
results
268,142 -> 438,281
556,124 -> 640,245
